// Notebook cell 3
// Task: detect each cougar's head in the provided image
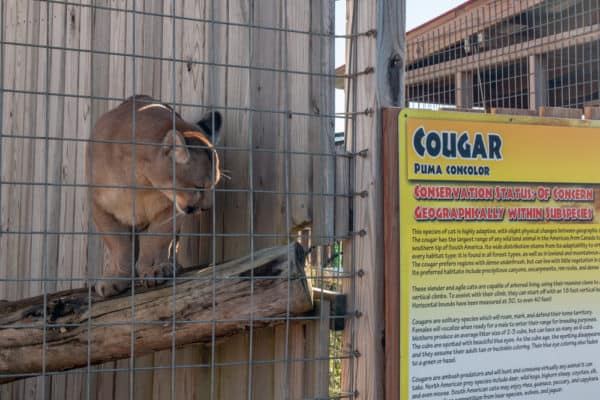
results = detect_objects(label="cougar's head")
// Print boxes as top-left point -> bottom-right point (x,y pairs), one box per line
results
154,111 -> 223,215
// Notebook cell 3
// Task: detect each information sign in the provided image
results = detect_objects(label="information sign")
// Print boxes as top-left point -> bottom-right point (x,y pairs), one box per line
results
400,110 -> 600,399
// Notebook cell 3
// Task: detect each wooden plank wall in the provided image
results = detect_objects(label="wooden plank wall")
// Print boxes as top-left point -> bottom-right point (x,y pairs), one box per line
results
0,0 -> 336,399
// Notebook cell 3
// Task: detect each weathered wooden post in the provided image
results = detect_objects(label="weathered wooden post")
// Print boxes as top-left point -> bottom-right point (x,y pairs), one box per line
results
342,0 -> 406,399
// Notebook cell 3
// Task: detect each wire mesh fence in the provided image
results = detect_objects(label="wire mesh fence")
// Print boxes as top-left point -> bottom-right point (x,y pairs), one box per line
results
406,0 -> 600,114
0,0 -> 363,399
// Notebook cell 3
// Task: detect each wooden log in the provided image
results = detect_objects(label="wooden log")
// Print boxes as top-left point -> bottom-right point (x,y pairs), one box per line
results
0,243 -> 312,383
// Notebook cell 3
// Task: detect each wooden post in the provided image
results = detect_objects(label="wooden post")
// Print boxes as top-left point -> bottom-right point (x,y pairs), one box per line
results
382,108 -> 401,400
0,244 -> 312,383
342,1 -> 405,399
456,71 -> 474,108
529,54 -> 548,110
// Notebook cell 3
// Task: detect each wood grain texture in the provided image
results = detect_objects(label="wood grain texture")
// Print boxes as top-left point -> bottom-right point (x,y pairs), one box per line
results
0,1 -> 335,397
305,299 -> 331,398
342,0 -> 405,399
377,0 -> 405,107
310,0 -> 336,246
382,108 -> 400,400
0,244 -> 312,383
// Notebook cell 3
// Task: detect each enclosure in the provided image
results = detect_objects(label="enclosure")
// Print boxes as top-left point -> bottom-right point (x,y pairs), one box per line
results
6,0 -> 600,399
0,0 -> 402,399
406,0 -> 600,112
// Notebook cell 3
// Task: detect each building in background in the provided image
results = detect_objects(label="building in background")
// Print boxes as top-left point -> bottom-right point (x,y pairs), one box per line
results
406,0 -> 600,111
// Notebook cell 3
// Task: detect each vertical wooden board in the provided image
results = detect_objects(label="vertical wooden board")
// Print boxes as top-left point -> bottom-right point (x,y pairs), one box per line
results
0,0 -> 25,302
17,0 -> 42,305
334,145 -> 349,239
274,323 -> 306,400
9,0 -> 31,306
180,0 -> 208,117
29,0 -> 49,299
151,350 -> 172,400
141,0 -> 164,97
174,344 -> 209,400
50,372 -> 68,400
382,108 -> 400,400
153,343 -> 211,400
250,0 -> 286,252
216,333 -> 249,400
124,0 -> 141,97
73,0 -> 93,289
87,0 -> 110,287
95,363 -> 117,400
0,385 -> 11,400
90,0 -> 110,121
45,0 -> 67,294
250,327 -> 275,400
65,370 -> 88,400
159,0 -> 174,104
288,324 -> 306,399
57,2 -> 81,294
285,2 -> 312,231
310,0 -> 336,247
340,238 -> 354,395
220,0 -> 251,260
133,353 -> 155,400
273,325 -> 286,400
113,358 -> 131,400
305,300 -> 331,399
108,0 -> 127,107
160,0 -> 184,109
341,0 -> 388,398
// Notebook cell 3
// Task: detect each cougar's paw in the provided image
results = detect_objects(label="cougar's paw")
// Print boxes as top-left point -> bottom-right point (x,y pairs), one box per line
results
94,278 -> 131,298
139,262 -> 182,288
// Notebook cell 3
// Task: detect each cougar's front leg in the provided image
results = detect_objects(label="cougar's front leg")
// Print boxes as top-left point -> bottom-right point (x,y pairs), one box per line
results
92,202 -> 134,297
136,209 -> 183,288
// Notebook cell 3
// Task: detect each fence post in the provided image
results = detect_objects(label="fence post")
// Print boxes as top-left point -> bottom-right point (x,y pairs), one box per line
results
343,0 -> 405,399
529,54 -> 548,110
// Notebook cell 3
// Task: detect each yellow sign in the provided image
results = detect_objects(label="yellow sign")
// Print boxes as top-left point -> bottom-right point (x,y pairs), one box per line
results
400,109 -> 600,400
405,110 -> 600,183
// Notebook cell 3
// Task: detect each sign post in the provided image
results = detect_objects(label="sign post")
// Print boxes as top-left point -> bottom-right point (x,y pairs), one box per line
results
396,109 -> 600,399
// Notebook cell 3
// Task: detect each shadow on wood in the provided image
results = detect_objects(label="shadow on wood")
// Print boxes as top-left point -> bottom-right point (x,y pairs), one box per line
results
0,243 -> 312,383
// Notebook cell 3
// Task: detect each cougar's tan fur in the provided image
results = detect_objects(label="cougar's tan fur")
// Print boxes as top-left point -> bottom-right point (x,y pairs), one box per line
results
87,95 -> 221,297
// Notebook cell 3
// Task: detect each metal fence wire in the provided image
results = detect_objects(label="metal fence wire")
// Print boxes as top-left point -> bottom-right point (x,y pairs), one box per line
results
407,0 -> 600,115
0,0 -> 364,399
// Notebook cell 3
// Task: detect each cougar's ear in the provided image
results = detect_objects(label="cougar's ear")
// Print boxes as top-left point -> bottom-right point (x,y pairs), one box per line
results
162,129 -> 190,164
196,111 -> 222,145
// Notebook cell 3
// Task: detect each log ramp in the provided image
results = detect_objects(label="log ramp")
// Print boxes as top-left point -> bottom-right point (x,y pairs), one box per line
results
0,243 -> 313,383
